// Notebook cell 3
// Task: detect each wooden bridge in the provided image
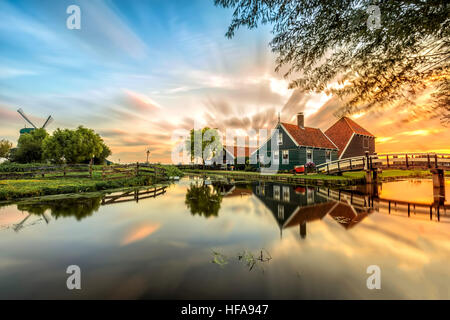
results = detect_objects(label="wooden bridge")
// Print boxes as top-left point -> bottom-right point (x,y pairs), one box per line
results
316,187 -> 449,222
316,153 -> 448,204
316,153 -> 450,175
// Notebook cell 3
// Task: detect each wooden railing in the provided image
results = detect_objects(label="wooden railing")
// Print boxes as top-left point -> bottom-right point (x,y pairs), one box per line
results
317,187 -> 449,222
101,163 -> 168,180
101,186 -> 167,205
316,153 -> 450,174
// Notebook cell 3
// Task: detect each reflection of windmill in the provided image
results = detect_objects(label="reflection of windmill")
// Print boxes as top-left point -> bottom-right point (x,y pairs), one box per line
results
17,108 -> 53,135
7,213 -> 51,233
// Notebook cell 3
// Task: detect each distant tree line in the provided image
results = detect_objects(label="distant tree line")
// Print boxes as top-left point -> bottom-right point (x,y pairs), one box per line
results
1,126 -> 111,164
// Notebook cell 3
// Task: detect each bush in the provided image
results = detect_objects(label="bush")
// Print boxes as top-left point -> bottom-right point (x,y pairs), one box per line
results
305,162 -> 316,173
0,163 -> 51,172
155,164 -> 184,177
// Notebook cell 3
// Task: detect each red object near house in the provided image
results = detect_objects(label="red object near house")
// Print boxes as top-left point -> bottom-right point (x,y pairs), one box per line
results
293,165 -> 305,174
295,186 -> 306,194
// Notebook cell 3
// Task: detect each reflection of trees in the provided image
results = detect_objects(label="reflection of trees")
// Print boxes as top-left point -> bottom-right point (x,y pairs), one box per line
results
17,197 -> 102,221
185,182 -> 223,218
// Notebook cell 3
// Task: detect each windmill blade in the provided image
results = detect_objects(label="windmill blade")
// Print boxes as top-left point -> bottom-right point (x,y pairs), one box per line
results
42,115 -> 53,129
42,213 -> 51,224
17,108 -> 37,129
12,214 -> 31,233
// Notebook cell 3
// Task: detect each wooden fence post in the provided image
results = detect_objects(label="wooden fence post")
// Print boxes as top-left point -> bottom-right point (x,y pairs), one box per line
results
405,154 -> 409,168
64,166 -> 67,177
386,155 -> 389,168
89,158 -> 93,178
427,154 -> 431,168
434,154 -> 438,168
365,151 -> 369,170
136,162 -> 139,177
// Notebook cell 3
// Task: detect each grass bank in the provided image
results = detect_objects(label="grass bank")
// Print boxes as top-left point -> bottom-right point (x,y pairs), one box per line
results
182,168 -> 443,184
0,176 -> 157,201
0,163 -> 184,201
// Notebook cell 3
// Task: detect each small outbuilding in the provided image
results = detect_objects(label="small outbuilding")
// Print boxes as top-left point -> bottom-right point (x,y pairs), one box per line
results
325,117 -> 375,159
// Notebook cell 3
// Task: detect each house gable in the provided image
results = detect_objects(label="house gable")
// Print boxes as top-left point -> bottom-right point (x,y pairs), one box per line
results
325,117 -> 375,158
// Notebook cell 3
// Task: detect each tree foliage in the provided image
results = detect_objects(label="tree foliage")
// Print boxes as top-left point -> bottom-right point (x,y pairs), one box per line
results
185,182 -> 223,217
10,129 -> 48,163
0,139 -> 13,158
185,127 -> 222,164
43,126 -> 111,164
215,0 -> 449,123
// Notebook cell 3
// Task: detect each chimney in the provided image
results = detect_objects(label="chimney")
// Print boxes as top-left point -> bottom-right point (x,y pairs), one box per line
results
297,112 -> 304,129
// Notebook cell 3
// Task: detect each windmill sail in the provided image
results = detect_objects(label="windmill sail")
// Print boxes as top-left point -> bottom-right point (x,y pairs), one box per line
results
42,116 -> 53,129
17,108 -> 37,129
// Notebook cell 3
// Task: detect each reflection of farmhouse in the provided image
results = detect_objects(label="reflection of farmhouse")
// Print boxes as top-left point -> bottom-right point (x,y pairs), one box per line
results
214,182 -> 253,197
250,113 -> 375,170
252,182 -> 371,238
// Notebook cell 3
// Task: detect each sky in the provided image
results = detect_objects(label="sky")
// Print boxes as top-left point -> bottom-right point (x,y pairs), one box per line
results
0,0 -> 448,163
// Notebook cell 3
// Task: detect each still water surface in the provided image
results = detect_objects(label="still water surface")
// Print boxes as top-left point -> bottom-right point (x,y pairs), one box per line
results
0,177 -> 449,299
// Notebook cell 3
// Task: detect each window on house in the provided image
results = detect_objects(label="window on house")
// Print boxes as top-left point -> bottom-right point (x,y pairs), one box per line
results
278,204 -> 284,220
282,186 -> 290,202
282,150 -> 289,164
259,154 -> 265,164
363,137 -> 369,148
306,187 -> 314,204
273,185 -> 280,200
326,150 -> 332,163
306,149 -> 313,162
273,150 -> 279,162
278,132 -> 283,145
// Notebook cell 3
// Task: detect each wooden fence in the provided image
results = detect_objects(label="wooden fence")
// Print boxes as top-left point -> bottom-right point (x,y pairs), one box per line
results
0,163 -> 167,181
101,163 -> 167,181
101,186 -> 167,205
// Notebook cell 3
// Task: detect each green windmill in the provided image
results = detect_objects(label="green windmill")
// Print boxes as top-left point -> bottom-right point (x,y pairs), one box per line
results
17,108 -> 53,135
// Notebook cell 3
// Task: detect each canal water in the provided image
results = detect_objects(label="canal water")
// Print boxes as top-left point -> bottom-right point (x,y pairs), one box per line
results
0,177 -> 448,299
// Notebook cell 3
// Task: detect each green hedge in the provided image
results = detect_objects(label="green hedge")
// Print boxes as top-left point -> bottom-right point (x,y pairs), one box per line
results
0,176 -> 155,201
0,163 -> 52,172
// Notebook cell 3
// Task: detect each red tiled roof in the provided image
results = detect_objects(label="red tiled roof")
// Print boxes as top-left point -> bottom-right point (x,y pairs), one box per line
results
325,117 -> 374,157
224,145 -> 257,158
283,201 -> 336,228
280,122 -> 337,149
328,202 -> 369,229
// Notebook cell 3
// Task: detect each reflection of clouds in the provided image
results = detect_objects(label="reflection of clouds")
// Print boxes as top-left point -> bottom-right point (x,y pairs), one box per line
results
120,223 -> 161,246
1,179 -> 450,298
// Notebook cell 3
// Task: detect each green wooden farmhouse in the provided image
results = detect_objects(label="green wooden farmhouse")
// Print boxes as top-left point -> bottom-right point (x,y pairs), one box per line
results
251,112 -> 339,170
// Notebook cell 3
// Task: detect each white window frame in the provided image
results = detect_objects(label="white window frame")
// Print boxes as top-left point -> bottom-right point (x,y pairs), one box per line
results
273,185 -> 280,200
282,186 -> 290,202
306,187 -> 314,204
282,150 -> 289,165
363,137 -> 369,149
273,150 -> 279,162
278,132 -> 283,145
259,154 -> 265,164
278,204 -> 284,220
326,150 -> 332,163
306,148 -> 313,162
